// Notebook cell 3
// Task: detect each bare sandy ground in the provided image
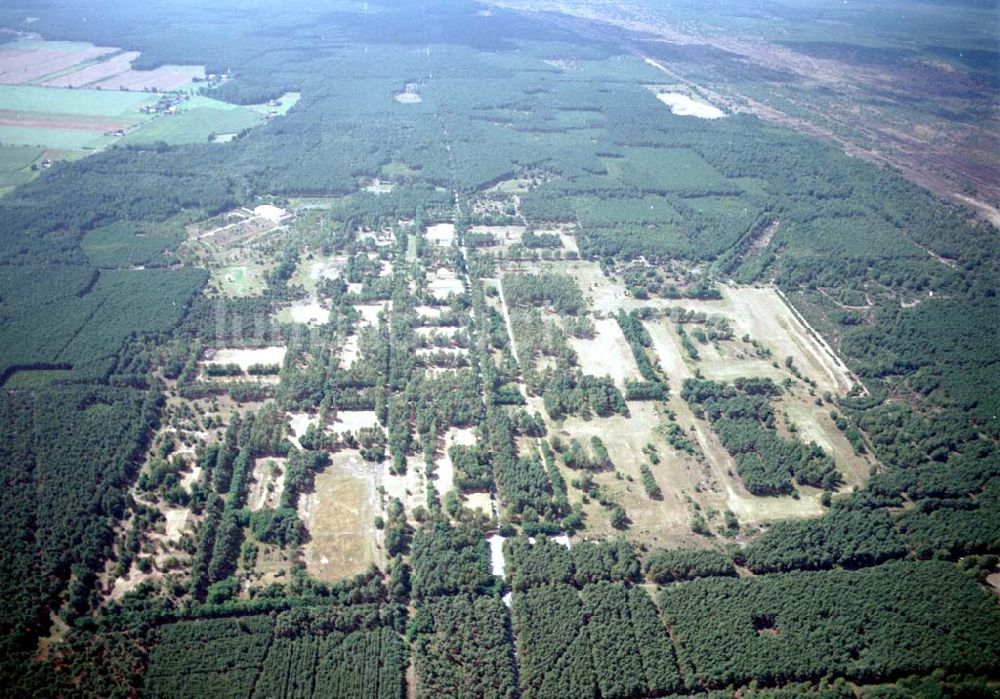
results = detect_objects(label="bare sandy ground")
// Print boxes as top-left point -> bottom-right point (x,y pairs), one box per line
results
463,492 -> 494,515
655,92 -> 726,119
569,317 -> 641,389
287,412 -> 317,449
428,268 -> 465,300
204,346 -> 286,370
247,457 -> 286,511
425,222 -> 455,246
328,410 -> 379,433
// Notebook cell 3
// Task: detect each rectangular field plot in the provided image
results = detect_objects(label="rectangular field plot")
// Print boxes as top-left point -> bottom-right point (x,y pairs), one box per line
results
121,105 -> 262,146
0,40 -> 117,84
298,451 -> 380,581
569,316 -> 642,390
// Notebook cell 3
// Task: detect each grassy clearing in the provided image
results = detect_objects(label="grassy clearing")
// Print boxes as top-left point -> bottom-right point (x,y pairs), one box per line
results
0,145 -> 43,188
298,450 -> 380,581
247,91 -> 301,115
121,107 -> 262,146
210,264 -> 269,297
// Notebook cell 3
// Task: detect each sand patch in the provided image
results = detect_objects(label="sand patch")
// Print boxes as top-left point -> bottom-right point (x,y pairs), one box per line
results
569,317 -> 641,389
247,457 -> 286,511
203,346 -> 286,371
163,508 -> 190,541
428,268 -> 465,300
381,455 -> 426,521
289,299 -> 329,325
463,492 -> 494,515
434,427 -> 475,497
329,410 -> 380,434
287,412 -> 317,449
425,222 -> 455,247
298,451 -> 379,581
656,92 -> 726,119
488,534 -> 506,578
340,335 -> 360,368
356,302 -> 388,327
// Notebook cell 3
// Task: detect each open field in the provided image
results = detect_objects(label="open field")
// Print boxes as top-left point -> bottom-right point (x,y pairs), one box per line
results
632,285 -> 859,395
0,37 -> 203,90
328,410 -> 379,434
41,51 -> 140,87
298,451 -> 379,581
0,40 -> 117,84
568,317 -> 640,390
123,96 -> 263,146
202,346 -> 286,371
0,83 -> 154,149
247,457 -> 285,512
654,91 -> 726,119
211,264 -> 269,297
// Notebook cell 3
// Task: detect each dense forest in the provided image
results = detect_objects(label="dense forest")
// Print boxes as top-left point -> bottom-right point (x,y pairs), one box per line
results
0,0 -> 997,696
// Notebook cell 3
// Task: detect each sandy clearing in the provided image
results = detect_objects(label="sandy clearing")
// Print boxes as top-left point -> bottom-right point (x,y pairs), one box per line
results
470,225 -> 526,245
381,455 -> 427,522
643,319 -> 694,391
309,256 -> 347,282
109,562 -> 159,601
463,492 -> 494,515
780,400 -> 871,489
298,450 -> 379,580
560,260 -> 627,315
287,412 -> 317,449
180,464 -> 202,492
247,457 -> 286,512
488,534 -> 506,578
655,92 -> 726,119
428,268 -> 465,300
434,428 -> 474,497
204,346 -> 286,370
163,508 -> 190,541
727,287 -> 854,395
415,305 -> 442,319
725,484 -> 824,523
290,299 -> 329,325
356,303 -> 388,327
569,317 -> 641,389
557,231 -> 579,254
394,92 -> 421,103
425,222 -> 455,246
329,410 -> 379,433
340,335 -> 360,368
634,285 -> 856,396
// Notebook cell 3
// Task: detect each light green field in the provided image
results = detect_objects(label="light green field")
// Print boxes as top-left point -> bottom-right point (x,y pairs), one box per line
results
121,106 -> 262,145
0,84 -> 155,116
0,145 -> 44,187
247,91 -> 301,116
0,126 -> 113,150
212,265 -> 268,297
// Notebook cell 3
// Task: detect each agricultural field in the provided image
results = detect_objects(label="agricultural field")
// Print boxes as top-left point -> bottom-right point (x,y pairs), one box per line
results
0,83 -> 156,149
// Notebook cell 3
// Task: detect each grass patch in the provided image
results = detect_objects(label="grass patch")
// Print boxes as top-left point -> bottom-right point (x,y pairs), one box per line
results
121,107 -> 262,146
